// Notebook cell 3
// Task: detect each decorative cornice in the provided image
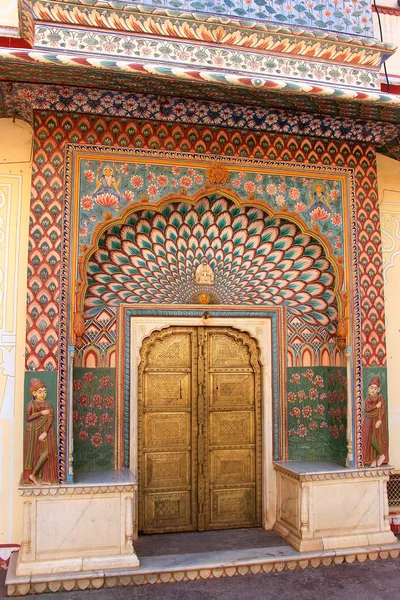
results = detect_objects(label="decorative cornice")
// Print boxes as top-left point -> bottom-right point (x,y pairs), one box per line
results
28,1 -> 395,67
19,483 -> 137,496
28,0 -> 389,49
274,462 -> 394,482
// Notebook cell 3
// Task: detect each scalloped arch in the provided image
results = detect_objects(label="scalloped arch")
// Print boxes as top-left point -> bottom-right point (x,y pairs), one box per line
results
79,194 -> 342,334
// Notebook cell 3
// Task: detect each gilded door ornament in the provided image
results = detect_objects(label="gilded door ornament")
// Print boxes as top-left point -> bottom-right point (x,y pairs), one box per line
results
138,326 -> 262,534
195,262 -> 214,285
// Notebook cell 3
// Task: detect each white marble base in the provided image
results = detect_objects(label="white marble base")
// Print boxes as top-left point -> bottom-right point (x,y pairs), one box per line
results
15,470 -> 139,576
274,461 -> 397,552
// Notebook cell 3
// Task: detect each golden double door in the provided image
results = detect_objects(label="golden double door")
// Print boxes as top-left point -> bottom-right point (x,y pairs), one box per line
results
138,326 -> 262,534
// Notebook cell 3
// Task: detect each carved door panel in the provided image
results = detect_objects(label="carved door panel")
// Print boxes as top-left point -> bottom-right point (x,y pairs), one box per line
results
139,328 -> 198,533
139,326 -> 261,534
203,329 -> 261,530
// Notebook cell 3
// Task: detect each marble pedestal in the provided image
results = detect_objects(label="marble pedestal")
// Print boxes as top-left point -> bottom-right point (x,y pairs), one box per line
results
274,460 -> 397,552
15,470 -> 139,576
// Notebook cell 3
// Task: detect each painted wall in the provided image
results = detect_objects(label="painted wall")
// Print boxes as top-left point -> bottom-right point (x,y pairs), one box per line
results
378,153 -> 400,471
0,119 -> 33,551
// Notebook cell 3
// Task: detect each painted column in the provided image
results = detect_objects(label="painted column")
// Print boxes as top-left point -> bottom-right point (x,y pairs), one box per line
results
0,119 -> 33,561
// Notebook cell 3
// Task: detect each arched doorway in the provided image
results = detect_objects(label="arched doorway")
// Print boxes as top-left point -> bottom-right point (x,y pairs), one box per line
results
137,326 -> 262,534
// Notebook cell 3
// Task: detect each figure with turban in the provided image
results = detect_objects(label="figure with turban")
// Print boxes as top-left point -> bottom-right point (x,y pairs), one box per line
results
362,375 -> 388,467
22,378 -> 58,485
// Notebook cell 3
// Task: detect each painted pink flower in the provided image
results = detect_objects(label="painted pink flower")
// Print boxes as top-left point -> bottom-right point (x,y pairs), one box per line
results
244,181 -> 256,193
239,172 -> 246,180
289,429 -> 297,437
124,190 -> 134,201
320,421 -> 328,429
172,179 -> 178,188
290,374 -> 300,384
289,188 -> 300,201
314,404 -> 325,415
297,424 -> 308,438
78,393 -> 89,407
331,426 -> 339,439
330,189 -> 339,201
295,202 -> 307,213
342,407 -> 347,418
148,173 -> 155,182
288,392 -> 296,403
157,175 -> 168,187
309,388 -> 318,399
95,193 -> 118,209
104,396 -> 114,408
314,375 -> 324,387
335,239 -> 342,251
329,407 -> 335,417
297,390 -> 306,403
172,166 -> 180,175
83,372 -> 95,383
180,176 -> 193,189
232,178 -> 241,188
302,406 -> 312,419
91,432 -> 102,448
194,175 -> 203,185
276,194 -> 285,207
79,430 -> 88,440
309,420 -> 318,431
105,434 -> 113,443
73,380 -> 83,391
130,175 -> 144,188
310,206 -> 330,221
85,412 -> 97,428
266,183 -> 277,195
100,413 -> 109,425
331,213 -> 342,226
73,410 -> 80,423
320,393 -> 327,400
79,228 -> 88,237
255,174 -> 262,182
304,369 -> 314,380
99,376 -> 112,388
148,184 -> 159,197
290,407 -> 300,418
84,170 -> 95,182
81,195 -> 94,211
335,408 -> 341,418
121,164 -> 129,174
279,183 -> 286,193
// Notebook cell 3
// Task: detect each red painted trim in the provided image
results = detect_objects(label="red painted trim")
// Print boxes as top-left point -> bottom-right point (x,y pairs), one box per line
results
373,4 -> 400,16
381,82 -> 400,94
0,36 -> 31,49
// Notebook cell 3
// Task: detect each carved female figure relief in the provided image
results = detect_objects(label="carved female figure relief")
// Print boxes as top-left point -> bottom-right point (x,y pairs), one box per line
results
22,379 -> 58,485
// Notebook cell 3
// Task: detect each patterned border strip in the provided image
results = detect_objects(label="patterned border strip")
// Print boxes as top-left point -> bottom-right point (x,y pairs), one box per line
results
33,26 -> 381,90
7,544 -> 400,596
8,83 -> 398,143
0,50 -> 400,117
29,0 -> 395,52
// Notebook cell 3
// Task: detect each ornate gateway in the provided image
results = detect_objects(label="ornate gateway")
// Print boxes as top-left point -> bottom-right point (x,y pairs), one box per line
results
138,326 -> 262,533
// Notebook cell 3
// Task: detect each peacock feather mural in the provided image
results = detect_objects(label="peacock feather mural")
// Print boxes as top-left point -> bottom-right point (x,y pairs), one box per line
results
84,196 -> 338,334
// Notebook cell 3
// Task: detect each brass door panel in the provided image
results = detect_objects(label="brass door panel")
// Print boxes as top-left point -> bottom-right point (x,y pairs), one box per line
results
138,326 -> 261,534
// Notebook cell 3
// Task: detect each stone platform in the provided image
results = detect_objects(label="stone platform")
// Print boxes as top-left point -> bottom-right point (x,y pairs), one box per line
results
6,528 -> 400,596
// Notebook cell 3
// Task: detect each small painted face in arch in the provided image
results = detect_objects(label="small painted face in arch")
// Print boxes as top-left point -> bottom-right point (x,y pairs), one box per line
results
368,384 -> 380,396
33,387 -> 47,402
104,167 -> 113,176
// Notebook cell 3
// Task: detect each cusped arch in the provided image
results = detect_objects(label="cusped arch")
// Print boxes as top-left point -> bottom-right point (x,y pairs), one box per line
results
75,192 -> 344,340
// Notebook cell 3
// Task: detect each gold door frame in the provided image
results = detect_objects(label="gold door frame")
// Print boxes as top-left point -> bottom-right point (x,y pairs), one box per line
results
137,325 -> 262,534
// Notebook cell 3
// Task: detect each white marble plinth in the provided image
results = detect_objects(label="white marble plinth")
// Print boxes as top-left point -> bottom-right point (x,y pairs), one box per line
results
15,470 -> 139,576
274,461 -> 397,552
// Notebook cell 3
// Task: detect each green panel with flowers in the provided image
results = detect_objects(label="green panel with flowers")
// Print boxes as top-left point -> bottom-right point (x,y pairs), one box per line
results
72,368 -> 116,471
288,367 -> 347,463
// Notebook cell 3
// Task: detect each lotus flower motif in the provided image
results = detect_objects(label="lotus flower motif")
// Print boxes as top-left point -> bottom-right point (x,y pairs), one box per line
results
95,193 -> 119,209
309,206 -> 330,221
85,197 -> 337,331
